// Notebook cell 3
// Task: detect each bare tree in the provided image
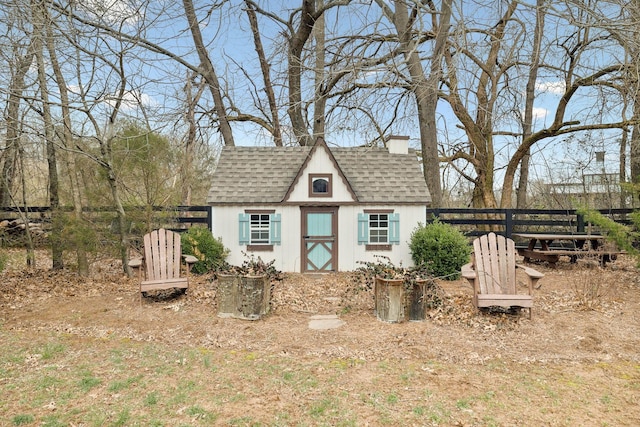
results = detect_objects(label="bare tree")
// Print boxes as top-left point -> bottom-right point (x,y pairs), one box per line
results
375,0 -> 450,207
245,0 -> 283,146
500,3 -> 634,208
51,2 -> 146,275
1,37 -> 35,207
437,0 -> 633,208
43,1 -> 90,273
32,0 -> 63,269
516,0 -> 546,208
604,1 -> 640,196
247,0 -> 350,146
443,0 -> 520,208
182,0 -> 235,146
181,71 -> 207,205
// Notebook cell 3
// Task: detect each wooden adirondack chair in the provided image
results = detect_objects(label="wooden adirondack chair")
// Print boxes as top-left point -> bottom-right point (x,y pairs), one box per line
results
129,228 -> 197,299
461,232 -> 544,318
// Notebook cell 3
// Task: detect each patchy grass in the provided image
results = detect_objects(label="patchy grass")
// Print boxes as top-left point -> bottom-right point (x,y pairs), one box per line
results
1,253 -> 640,425
1,330 -> 639,426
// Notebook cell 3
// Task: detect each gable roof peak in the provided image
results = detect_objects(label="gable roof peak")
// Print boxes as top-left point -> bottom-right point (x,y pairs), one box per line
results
282,136 -> 358,202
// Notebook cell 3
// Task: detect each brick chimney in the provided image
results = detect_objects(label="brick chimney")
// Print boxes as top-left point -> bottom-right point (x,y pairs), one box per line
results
387,135 -> 409,154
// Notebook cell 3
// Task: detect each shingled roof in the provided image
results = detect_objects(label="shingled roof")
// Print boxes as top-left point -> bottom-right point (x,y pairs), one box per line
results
207,142 -> 431,205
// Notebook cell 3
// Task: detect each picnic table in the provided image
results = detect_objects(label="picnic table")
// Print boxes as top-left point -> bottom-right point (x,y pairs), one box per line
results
512,232 -> 621,267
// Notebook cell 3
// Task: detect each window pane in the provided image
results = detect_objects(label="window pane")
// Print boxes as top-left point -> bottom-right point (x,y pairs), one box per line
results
368,214 -> 389,243
313,178 -> 328,193
250,213 -> 270,244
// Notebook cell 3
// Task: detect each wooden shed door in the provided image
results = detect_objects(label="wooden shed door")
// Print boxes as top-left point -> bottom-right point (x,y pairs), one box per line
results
301,207 -> 337,272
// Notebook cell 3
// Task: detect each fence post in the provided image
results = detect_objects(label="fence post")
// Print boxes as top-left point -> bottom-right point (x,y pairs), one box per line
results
427,208 -> 440,222
576,213 -> 585,233
505,209 -> 513,238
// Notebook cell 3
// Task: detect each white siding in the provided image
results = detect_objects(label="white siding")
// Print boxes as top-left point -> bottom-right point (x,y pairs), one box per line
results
212,205 -> 301,271
336,205 -> 424,270
211,204 -> 426,272
286,148 -> 355,202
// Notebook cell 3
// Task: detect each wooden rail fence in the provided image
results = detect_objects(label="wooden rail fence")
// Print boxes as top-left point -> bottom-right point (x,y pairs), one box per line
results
425,208 -> 634,240
1,206 -> 634,244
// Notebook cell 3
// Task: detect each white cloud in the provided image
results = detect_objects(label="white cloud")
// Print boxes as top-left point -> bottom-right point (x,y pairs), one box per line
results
104,90 -> 156,111
535,80 -> 565,95
66,85 -> 155,112
532,107 -> 548,119
81,0 -> 140,27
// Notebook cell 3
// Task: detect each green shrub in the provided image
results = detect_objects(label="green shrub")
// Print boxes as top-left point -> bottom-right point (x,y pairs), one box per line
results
181,227 -> 228,274
409,219 -> 471,280
577,208 -> 639,255
577,208 -> 640,267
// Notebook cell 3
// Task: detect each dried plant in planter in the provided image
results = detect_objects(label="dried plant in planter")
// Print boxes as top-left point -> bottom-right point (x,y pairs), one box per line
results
216,252 -> 283,282
353,256 -> 445,311
353,256 -> 405,290
404,265 -> 445,310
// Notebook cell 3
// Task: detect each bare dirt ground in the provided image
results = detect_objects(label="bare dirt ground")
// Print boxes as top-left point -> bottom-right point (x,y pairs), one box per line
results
1,250 -> 639,426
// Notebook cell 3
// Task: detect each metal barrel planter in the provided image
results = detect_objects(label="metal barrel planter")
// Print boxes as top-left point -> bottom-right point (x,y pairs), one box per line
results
374,276 -> 405,323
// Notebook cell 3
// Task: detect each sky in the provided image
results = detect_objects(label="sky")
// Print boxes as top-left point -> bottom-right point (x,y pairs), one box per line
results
4,0 -> 629,198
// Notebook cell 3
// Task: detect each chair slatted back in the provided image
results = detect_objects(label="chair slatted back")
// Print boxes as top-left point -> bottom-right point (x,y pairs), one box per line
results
473,233 -> 517,295
143,229 -> 182,281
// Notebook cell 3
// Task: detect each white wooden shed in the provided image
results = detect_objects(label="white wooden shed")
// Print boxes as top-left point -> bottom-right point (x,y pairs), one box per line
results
206,137 -> 431,272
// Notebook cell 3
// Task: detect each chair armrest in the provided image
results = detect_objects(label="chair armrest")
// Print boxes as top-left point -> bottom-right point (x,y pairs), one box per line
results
461,263 -> 476,280
128,258 -> 143,268
516,264 -> 544,279
183,255 -> 198,264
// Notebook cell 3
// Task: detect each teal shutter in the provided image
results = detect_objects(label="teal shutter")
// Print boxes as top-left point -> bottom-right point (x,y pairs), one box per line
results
357,213 -> 368,245
239,213 -> 250,245
389,213 -> 400,244
270,213 -> 281,245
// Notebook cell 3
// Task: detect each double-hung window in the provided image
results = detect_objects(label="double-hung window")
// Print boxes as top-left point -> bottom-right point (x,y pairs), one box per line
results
358,210 -> 399,250
250,214 -> 270,244
239,210 -> 281,251
369,213 -> 389,243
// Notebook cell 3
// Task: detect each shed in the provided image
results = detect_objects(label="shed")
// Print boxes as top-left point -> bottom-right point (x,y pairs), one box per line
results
206,136 -> 431,272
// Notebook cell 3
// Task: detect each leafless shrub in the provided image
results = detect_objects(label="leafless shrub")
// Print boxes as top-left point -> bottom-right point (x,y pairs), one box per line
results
571,257 -> 617,310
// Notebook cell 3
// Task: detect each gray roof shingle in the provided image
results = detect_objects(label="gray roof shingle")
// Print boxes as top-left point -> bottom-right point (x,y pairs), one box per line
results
207,144 -> 431,205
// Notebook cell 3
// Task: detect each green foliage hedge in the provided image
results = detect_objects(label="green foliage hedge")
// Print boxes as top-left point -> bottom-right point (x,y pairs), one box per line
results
181,227 -> 228,274
409,219 -> 471,280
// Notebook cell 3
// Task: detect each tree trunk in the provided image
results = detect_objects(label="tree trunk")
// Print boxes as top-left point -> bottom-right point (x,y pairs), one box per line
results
181,72 -> 206,206
33,2 -> 63,269
1,42 -> 35,207
182,0 -> 235,146
631,90 -> 640,192
245,1 -> 283,146
387,0 -> 448,207
288,0 -> 316,146
99,53 -> 132,276
18,144 -> 36,268
312,0 -> 326,140
516,0 -> 546,209
620,129 -> 628,209
422,0 -> 451,208
44,1 -> 89,274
